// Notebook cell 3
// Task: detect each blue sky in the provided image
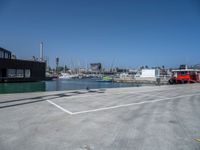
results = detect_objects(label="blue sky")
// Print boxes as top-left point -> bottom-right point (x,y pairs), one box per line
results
0,0 -> 200,68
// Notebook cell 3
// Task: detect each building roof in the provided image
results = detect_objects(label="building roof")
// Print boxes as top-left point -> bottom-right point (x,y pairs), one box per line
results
172,69 -> 200,72
0,47 -> 12,54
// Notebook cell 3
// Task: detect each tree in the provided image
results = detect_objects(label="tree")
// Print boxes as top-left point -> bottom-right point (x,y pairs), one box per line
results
57,66 -> 64,72
64,65 -> 69,71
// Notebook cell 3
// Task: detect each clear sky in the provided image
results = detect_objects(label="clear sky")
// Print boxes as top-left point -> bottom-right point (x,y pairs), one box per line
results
0,0 -> 200,68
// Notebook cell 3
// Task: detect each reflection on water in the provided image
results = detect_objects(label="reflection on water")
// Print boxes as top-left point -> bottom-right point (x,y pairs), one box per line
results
0,82 -> 46,94
0,78 -> 141,94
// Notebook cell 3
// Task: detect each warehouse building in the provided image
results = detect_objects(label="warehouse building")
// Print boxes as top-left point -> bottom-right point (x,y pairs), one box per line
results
0,47 -> 46,83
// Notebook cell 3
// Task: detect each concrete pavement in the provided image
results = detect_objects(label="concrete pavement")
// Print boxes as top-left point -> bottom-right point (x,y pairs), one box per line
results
0,84 -> 200,150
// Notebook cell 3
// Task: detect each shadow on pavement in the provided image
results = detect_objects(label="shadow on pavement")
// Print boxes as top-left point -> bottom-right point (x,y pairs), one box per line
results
0,89 -> 106,109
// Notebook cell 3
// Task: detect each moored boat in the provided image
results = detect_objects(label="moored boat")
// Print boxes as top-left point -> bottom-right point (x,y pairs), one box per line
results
97,75 -> 113,82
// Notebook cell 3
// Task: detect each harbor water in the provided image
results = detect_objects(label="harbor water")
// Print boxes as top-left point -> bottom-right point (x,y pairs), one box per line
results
0,78 -> 142,94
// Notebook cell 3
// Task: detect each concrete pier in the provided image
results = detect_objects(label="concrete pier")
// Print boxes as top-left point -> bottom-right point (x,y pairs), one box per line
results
113,76 -> 170,85
0,84 -> 200,150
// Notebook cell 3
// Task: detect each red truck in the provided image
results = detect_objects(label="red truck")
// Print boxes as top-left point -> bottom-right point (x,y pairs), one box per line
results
169,65 -> 200,84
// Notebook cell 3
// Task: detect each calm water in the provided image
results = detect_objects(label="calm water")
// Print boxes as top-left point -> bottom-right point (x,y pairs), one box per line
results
0,78 -> 142,94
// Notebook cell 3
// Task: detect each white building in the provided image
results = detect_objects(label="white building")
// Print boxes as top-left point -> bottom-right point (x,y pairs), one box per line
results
140,69 -> 160,78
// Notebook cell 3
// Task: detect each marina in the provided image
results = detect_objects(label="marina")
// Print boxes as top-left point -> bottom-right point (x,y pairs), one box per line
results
0,84 -> 200,149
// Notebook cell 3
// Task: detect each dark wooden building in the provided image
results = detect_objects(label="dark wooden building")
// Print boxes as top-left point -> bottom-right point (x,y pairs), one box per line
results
0,47 -> 46,83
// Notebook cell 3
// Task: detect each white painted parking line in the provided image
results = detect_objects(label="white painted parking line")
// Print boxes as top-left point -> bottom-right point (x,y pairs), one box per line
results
46,100 -> 73,115
71,93 -> 200,115
46,92 -> 200,116
45,93 -> 165,115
